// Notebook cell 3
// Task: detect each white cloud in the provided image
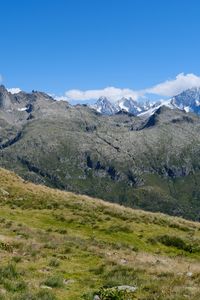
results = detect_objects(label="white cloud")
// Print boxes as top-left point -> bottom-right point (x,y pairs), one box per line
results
145,73 -> 200,97
2,73 -> 200,102
7,88 -> 21,94
61,73 -> 200,103
63,87 -> 142,102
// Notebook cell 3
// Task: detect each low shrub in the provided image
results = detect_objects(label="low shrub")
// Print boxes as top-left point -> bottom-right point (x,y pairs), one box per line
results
96,287 -> 136,300
156,234 -> 200,253
49,258 -> 60,267
43,275 -> 63,288
14,290 -> 57,300
4,280 -> 27,292
0,263 -> 18,280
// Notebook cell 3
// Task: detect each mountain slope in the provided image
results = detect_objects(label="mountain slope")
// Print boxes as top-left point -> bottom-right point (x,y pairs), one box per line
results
1,86 -> 200,220
0,167 -> 199,299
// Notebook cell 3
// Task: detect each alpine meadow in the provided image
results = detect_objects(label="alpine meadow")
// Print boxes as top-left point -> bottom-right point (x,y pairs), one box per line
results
1,1 -> 200,299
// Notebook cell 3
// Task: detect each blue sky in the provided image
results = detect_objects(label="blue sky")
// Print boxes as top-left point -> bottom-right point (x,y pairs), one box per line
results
1,0 -> 200,102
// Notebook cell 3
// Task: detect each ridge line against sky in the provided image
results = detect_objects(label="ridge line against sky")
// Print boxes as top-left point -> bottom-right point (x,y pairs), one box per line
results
1,1 -> 200,99
2,73 -> 200,104
61,73 -> 200,102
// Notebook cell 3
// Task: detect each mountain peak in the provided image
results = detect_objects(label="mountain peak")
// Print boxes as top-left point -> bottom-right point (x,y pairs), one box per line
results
91,96 -> 144,116
171,86 -> 200,114
91,97 -> 117,115
0,85 -> 12,109
97,96 -> 110,103
0,85 -> 8,93
90,87 -> 200,117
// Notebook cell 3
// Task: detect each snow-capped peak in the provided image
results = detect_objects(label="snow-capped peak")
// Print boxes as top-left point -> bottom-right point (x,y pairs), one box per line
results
91,97 -> 118,115
90,87 -> 200,117
91,96 -> 145,116
117,97 -> 143,114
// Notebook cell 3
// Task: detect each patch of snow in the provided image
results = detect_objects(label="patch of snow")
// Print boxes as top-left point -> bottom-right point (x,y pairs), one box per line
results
7,88 -> 21,94
184,106 -> 190,113
138,105 -> 161,117
96,107 -> 102,113
17,107 -> 27,112
139,99 -> 177,117
163,99 -> 173,108
119,103 -> 127,111
196,100 -> 200,106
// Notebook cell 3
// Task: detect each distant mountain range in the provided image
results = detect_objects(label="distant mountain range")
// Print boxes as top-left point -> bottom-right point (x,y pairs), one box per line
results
90,96 -> 144,115
1,84 -> 200,220
90,87 -> 200,116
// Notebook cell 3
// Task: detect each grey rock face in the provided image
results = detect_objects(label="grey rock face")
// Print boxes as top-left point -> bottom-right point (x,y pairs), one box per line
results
0,85 -> 12,109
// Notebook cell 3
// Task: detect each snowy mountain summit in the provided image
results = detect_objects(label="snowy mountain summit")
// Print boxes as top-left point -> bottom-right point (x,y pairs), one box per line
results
91,96 -> 145,115
91,97 -> 118,115
117,97 -> 143,115
90,87 -> 200,116
171,87 -> 200,114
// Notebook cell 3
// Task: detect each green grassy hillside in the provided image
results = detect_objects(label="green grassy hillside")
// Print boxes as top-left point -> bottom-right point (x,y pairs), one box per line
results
0,168 -> 199,299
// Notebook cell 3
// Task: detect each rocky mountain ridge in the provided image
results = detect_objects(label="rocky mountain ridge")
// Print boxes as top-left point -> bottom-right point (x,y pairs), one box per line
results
90,87 -> 200,116
1,85 -> 200,220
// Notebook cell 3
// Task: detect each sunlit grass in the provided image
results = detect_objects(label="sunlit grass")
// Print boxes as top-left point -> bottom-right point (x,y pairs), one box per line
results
0,168 -> 199,299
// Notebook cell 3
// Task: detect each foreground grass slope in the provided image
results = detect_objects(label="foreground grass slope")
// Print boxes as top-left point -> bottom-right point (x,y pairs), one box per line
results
0,168 -> 199,299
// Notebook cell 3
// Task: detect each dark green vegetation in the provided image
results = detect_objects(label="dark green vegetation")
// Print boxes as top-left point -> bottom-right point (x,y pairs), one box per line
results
1,86 -> 200,220
0,168 -> 200,299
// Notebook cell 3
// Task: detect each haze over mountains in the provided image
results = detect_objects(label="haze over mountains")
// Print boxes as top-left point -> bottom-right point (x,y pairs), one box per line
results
1,84 -> 200,220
